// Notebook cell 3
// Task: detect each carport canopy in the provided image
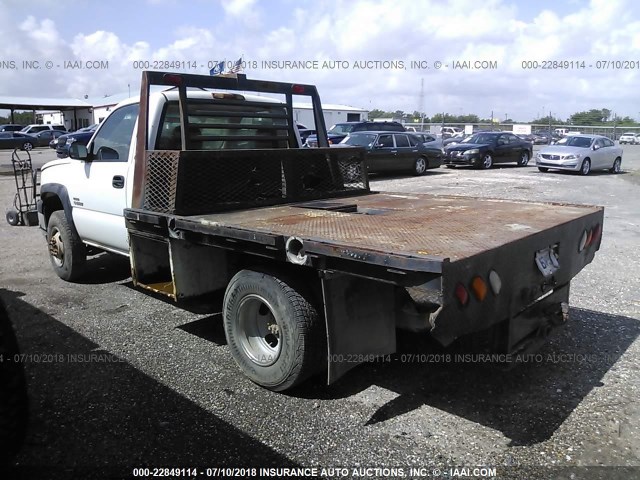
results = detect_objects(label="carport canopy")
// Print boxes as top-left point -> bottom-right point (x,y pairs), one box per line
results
0,96 -> 92,129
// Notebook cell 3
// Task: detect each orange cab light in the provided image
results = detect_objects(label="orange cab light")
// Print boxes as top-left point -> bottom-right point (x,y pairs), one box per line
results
454,283 -> 469,307
471,276 -> 488,301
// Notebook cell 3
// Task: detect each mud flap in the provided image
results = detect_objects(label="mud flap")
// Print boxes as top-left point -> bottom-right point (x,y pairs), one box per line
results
321,273 -> 396,384
508,283 -> 570,354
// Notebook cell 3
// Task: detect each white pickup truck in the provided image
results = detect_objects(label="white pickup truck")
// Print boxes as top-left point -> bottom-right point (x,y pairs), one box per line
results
37,72 -> 604,391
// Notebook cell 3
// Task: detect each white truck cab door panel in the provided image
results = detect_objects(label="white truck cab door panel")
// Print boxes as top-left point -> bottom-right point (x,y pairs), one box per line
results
72,103 -> 139,254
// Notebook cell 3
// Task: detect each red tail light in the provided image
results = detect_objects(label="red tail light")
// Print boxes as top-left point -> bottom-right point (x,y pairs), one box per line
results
455,283 -> 469,306
292,84 -> 305,94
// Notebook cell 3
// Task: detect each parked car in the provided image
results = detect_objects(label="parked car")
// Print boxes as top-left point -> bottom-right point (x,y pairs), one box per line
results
0,132 -> 38,150
440,126 -> 462,138
0,124 -> 24,132
410,132 -> 440,145
535,134 -> 623,175
295,123 -> 316,144
337,131 -> 443,175
20,124 -> 66,134
444,132 -> 533,169
443,132 -> 471,146
33,129 -> 65,147
306,121 -> 405,147
619,132 -> 638,145
533,130 -> 560,145
55,124 -> 99,158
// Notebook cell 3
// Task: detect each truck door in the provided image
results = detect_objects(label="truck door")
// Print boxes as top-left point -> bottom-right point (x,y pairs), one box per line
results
71,103 -> 139,254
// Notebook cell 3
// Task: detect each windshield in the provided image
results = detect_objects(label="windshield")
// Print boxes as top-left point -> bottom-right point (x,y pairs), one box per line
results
565,136 -> 593,148
328,124 -> 354,135
464,133 -> 496,144
342,133 -> 377,146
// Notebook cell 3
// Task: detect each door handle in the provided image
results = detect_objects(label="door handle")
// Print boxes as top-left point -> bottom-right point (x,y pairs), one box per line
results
112,175 -> 124,189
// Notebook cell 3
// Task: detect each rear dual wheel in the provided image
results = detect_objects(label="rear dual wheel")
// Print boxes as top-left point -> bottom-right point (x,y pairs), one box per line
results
223,269 -> 325,391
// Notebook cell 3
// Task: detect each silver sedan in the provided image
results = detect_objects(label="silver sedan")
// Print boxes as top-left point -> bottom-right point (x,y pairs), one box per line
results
535,134 -> 623,175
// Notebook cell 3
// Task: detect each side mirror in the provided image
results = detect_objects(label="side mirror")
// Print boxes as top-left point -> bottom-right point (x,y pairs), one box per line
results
69,143 -> 88,160
374,144 -> 384,149
592,144 -> 600,150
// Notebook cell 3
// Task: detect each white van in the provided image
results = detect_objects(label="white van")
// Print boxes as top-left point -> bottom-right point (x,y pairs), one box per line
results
20,124 -> 66,134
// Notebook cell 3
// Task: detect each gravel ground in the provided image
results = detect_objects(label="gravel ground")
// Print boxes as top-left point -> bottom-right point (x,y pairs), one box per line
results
0,145 -> 638,479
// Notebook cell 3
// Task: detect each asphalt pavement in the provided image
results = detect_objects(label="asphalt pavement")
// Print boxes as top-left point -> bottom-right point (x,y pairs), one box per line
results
0,144 -> 638,479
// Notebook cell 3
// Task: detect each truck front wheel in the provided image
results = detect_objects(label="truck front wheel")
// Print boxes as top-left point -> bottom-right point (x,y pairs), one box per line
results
223,269 -> 325,391
47,211 -> 86,281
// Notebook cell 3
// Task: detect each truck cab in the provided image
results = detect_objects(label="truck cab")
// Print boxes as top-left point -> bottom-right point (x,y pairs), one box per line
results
39,88 -> 297,261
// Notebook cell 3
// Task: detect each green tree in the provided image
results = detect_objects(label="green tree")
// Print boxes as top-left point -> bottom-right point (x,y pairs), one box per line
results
368,109 -> 387,119
530,115 -> 564,125
569,109 -> 611,125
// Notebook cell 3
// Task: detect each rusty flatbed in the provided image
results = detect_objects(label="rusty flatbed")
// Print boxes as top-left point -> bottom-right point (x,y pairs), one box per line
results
126,191 -> 603,276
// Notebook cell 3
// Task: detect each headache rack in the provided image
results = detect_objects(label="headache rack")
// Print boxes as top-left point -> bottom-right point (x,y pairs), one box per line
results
132,71 -> 369,215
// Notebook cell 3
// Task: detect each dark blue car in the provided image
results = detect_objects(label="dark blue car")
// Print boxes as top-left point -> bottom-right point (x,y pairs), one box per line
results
55,124 -> 99,158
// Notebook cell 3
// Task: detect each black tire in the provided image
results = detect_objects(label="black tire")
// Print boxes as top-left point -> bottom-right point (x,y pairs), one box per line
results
579,159 -> 591,176
610,157 -> 622,174
223,269 -> 325,391
480,153 -> 493,169
5,211 -> 20,226
413,157 -> 427,176
21,142 -> 33,151
0,299 -> 29,466
538,167 -> 549,172
47,211 -> 86,281
518,151 -> 530,166
445,165 -> 456,169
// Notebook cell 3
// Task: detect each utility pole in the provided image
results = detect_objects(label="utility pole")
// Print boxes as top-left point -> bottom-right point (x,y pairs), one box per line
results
418,78 -> 425,130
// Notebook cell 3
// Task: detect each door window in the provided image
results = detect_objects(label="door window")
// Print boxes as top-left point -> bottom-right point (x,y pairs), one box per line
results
91,103 -> 139,162
394,135 -> 410,148
378,135 -> 394,147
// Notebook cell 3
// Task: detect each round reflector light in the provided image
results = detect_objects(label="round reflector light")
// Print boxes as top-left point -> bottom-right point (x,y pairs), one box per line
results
489,270 -> 502,295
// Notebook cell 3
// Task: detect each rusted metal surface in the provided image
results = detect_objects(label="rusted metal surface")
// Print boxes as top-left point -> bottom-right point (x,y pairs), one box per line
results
132,70 -> 332,209
176,192 -> 603,265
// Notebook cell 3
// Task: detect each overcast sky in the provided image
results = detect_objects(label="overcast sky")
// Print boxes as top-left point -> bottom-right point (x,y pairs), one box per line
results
1,0 -> 639,122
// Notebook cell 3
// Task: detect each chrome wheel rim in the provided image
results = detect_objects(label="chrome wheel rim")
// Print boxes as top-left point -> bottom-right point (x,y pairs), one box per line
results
483,155 -> 492,169
614,159 -> 621,173
520,152 -> 529,165
416,158 -> 426,173
237,294 -> 281,366
582,161 -> 590,175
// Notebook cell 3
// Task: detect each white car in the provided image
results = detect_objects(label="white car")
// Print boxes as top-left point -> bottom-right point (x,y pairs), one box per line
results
535,134 -> 623,175
619,132 -> 638,145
